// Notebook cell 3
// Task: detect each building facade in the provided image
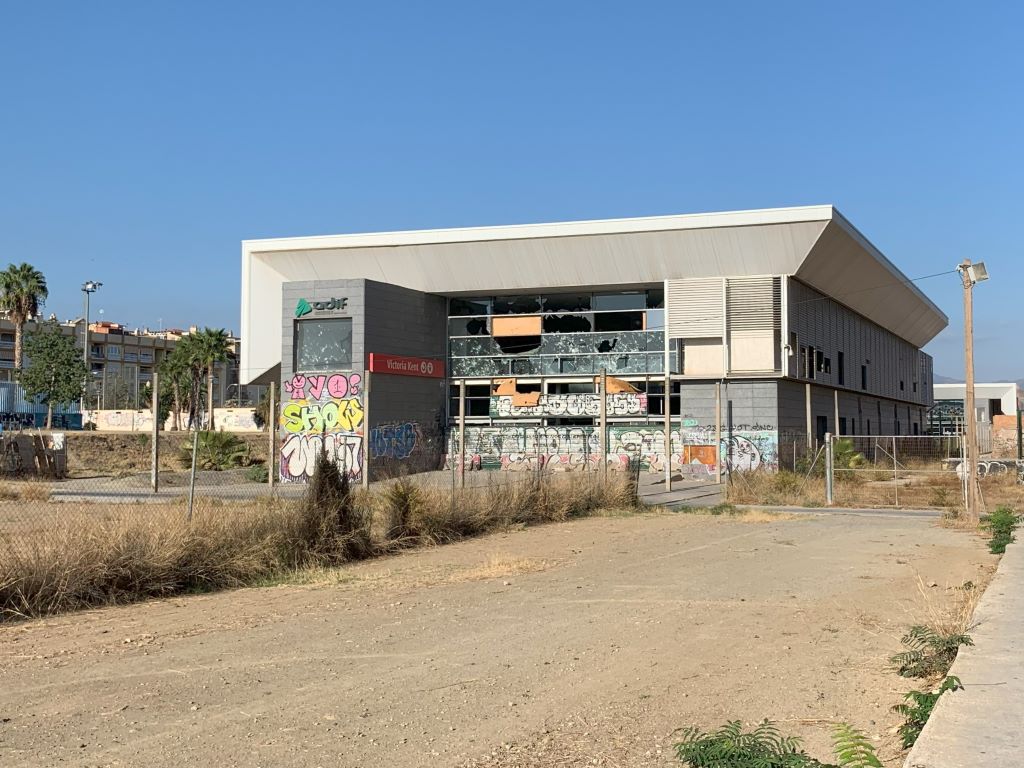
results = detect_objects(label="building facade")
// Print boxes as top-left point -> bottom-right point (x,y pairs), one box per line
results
0,317 -> 263,428
240,206 -> 947,482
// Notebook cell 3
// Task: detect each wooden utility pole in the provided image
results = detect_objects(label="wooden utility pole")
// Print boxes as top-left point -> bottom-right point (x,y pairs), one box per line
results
961,260 -> 981,521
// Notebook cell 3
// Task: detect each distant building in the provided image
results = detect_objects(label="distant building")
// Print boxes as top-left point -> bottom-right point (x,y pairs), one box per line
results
931,382 -> 1022,455
0,317 -> 264,428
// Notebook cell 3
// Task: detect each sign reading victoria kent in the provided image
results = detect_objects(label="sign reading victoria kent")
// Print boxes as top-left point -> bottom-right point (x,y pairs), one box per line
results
368,353 -> 445,378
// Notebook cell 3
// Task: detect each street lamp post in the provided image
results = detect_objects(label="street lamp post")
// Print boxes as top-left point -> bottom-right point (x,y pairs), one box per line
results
957,260 -> 988,522
81,281 -> 102,412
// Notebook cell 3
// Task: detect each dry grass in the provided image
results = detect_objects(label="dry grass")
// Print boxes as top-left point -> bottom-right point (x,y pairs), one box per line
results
729,467 -> 1023,512
0,472 -> 640,621
451,554 -> 550,582
17,483 -> 51,502
908,572 -> 988,637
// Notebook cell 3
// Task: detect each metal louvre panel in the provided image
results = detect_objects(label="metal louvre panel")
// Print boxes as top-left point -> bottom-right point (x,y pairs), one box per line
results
726,276 -> 780,372
667,277 -> 723,339
726,276 -> 780,334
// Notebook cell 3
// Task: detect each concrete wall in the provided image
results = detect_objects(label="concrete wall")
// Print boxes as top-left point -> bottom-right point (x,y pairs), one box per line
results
364,281 -> 447,477
278,279 -> 447,481
788,277 -> 934,407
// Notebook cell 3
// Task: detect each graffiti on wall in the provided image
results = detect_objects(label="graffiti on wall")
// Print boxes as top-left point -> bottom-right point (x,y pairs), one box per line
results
370,422 -> 420,460
446,424 -> 778,478
948,458 -> 1024,482
489,393 -> 648,418
280,372 -> 364,481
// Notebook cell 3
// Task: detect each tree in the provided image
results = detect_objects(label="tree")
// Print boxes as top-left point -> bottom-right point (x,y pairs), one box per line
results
159,344 -> 197,430
19,321 -> 87,429
0,263 -> 48,370
189,328 -> 232,429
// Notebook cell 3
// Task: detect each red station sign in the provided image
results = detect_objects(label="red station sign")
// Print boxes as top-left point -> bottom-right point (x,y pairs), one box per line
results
368,353 -> 445,378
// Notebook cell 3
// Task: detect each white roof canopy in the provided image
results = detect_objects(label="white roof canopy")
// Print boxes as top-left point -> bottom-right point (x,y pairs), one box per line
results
240,205 -> 947,384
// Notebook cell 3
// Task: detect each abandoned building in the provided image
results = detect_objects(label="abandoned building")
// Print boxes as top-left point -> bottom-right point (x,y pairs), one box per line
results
239,205 -> 947,481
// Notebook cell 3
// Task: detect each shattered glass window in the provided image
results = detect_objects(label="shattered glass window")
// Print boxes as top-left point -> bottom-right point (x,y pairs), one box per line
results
294,318 -> 352,372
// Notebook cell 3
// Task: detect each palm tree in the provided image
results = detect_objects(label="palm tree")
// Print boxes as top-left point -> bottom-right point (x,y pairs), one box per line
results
189,328 -> 232,429
159,345 -> 195,431
0,263 -> 48,370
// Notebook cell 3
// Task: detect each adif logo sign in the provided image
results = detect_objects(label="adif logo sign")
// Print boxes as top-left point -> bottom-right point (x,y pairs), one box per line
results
295,297 -> 348,318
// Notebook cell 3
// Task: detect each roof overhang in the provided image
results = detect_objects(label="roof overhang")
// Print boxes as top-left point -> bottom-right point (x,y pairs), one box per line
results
240,205 -> 947,384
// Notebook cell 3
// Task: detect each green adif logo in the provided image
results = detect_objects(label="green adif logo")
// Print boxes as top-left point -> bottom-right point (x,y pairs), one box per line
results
295,297 -> 348,317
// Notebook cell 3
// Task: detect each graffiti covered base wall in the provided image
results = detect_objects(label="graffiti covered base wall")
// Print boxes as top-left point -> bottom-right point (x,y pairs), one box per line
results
445,424 -> 778,478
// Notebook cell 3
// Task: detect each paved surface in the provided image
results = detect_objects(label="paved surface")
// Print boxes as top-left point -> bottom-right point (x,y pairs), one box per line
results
904,539 -> 1023,767
0,512 -> 993,767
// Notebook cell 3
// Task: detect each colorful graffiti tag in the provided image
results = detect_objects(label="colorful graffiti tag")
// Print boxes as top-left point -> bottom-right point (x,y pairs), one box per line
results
370,422 -> 419,460
280,372 -> 364,481
489,393 -> 648,418
446,424 -> 778,477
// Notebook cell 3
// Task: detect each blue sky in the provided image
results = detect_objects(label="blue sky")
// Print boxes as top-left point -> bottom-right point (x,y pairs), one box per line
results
1,2 -> 1020,379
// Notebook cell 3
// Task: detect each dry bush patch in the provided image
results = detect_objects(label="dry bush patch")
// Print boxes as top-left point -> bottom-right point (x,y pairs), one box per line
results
0,472 -> 639,620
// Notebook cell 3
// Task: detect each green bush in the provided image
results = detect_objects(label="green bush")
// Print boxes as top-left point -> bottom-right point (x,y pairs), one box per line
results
892,676 -> 962,749
298,440 -> 370,561
674,720 -> 880,768
382,476 -> 422,542
890,625 -> 973,678
245,463 -> 269,483
178,431 -> 252,470
984,506 -> 1019,554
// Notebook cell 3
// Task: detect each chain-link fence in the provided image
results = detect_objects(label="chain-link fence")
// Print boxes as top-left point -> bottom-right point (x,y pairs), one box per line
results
828,434 -> 966,510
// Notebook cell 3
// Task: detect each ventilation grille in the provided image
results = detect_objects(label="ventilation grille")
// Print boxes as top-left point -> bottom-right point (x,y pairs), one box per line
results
667,277 -> 723,339
726,276 -> 781,334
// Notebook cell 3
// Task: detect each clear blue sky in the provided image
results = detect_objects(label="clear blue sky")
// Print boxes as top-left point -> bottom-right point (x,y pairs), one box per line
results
1,2 -> 1020,380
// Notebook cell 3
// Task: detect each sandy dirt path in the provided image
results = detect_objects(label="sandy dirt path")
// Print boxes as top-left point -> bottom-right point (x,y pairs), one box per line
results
0,511 -> 993,767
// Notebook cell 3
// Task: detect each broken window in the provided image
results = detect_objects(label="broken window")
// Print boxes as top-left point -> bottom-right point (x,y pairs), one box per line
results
449,297 -> 491,316
492,295 -> 541,314
542,294 -> 591,313
593,292 -> 645,311
594,311 -> 644,332
448,316 -> 490,336
294,318 -> 352,373
542,314 -> 593,333
646,288 -> 664,309
815,349 -> 824,372
495,336 -> 542,355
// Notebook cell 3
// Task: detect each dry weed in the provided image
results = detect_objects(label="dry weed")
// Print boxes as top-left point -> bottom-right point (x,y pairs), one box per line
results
1,471 -> 639,620
450,554 -> 550,583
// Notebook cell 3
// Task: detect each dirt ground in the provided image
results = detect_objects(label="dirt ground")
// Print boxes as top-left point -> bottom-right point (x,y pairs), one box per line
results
0,510 -> 994,767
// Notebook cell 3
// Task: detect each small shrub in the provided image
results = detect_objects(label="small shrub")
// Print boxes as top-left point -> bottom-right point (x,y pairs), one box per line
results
297,440 -> 371,561
674,720 -> 880,768
245,464 -> 269,483
178,431 -> 252,471
890,625 -> 973,678
382,476 -> 423,542
832,438 -> 867,470
709,502 -> 739,516
892,676 -> 962,749
983,506 -> 1019,554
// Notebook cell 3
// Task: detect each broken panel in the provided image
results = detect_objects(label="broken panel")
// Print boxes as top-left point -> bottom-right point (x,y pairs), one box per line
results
541,293 -> 592,313
448,316 -> 490,336
542,314 -> 593,333
593,311 -> 645,332
492,295 -> 542,314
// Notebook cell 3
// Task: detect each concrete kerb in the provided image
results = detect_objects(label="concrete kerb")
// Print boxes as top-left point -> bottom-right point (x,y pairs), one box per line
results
904,539 -> 1022,767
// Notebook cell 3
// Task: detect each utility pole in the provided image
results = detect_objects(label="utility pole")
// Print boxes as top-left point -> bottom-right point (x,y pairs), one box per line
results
80,281 -> 101,413
958,259 -> 989,522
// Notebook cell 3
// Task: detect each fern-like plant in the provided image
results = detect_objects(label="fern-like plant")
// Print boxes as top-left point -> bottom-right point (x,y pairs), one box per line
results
892,675 -> 962,749
831,723 -> 881,768
675,720 -> 880,768
890,625 -> 973,678
675,720 -> 826,767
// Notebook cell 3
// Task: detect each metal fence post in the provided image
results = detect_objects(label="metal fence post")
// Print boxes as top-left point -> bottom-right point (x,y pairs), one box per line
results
151,370 -> 159,494
362,369 -> 370,490
663,372 -> 672,492
458,379 -> 466,489
599,368 -> 608,485
715,381 -> 723,484
187,418 -> 199,523
893,435 -> 899,508
824,432 -> 834,506
267,381 -> 276,490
